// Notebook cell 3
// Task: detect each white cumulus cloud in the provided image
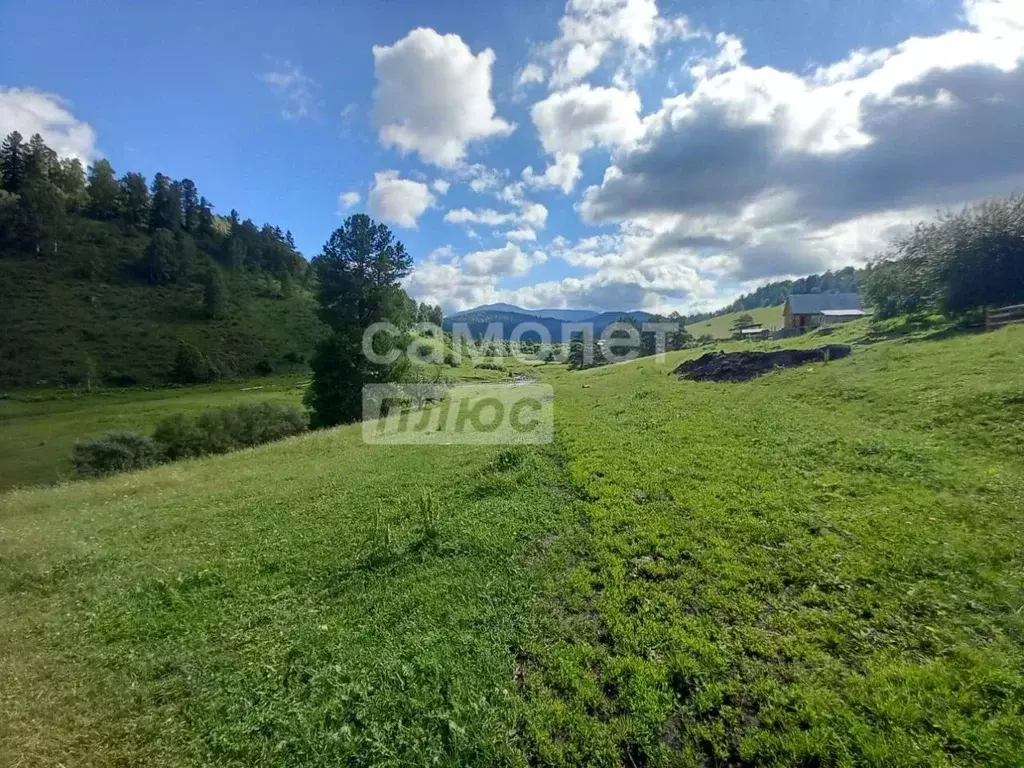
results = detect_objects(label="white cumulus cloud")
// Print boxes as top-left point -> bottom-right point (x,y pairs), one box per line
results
338,191 -> 361,210
0,87 -> 98,161
373,28 -> 514,167
368,170 -> 434,228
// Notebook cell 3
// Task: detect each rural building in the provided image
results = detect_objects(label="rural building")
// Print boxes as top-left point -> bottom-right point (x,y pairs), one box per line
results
783,293 -> 865,330
739,325 -> 770,340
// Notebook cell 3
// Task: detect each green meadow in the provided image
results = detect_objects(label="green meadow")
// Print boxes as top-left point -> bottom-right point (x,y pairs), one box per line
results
2,320 -> 1023,766
686,306 -> 785,339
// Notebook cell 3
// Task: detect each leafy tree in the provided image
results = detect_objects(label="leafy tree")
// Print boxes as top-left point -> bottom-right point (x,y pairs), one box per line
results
0,131 -> 27,192
305,214 -> 414,427
141,229 -> 182,284
56,158 -> 88,212
731,313 -> 756,331
119,172 -> 150,228
17,173 -> 67,254
171,340 -> 217,383
86,159 -> 121,220
866,194 -> 1024,317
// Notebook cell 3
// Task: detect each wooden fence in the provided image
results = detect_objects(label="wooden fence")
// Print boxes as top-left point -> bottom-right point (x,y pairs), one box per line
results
986,303 -> 1024,331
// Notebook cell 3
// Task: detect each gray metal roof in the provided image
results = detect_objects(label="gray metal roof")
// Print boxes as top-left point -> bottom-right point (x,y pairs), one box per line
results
787,293 -> 863,315
819,308 -> 866,317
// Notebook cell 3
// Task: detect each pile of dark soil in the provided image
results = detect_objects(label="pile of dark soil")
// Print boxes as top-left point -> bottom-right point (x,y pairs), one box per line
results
674,345 -> 852,382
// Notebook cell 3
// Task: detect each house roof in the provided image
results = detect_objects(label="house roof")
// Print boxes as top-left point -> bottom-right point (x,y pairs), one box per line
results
819,309 -> 866,317
787,293 -> 863,315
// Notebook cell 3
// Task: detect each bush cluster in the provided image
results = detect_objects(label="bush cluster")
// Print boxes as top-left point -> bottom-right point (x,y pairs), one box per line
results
865,194 -> 1024,318
72,402 -> 307,477
72,431 -> 160,477
154,402 -> 308,460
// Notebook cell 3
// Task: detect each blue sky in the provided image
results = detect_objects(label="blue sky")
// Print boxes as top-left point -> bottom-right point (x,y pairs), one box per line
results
2,0 -> 1022,312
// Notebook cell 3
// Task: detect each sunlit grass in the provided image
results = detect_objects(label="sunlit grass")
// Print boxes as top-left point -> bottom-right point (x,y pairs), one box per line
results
2,321 -> 1023,766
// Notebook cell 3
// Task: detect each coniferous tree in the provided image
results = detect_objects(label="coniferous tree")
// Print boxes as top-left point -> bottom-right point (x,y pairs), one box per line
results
305,214 -> 415,427
226,236 -> 246,271
25,134 -> 58,180
141,229 -> 182,284
0,131 -> 26,193
86,159 -> 121,220
150,173 -> 181,231
119,172 -> 150,228
197,196 -> 215,235
179,179 -> 200,232
313,214 -> 413,332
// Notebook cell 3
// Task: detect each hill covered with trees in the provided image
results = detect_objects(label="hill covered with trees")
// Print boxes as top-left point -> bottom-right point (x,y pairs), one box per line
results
685,266 -> 863,326
0,131 -> 327,388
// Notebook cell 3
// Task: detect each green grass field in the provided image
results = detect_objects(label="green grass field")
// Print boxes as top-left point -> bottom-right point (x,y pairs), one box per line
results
0,376 -> 310,491
687,305 -> 785,338
2,321 -> 1023,766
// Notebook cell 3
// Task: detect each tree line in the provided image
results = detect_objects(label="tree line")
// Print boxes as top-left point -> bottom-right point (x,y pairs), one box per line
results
0,130 -> 305,286
864,194 -> 1024,319
685,267 -> 862,326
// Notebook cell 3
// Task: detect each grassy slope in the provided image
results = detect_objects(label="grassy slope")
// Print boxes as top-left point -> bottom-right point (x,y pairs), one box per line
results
2,322 -> 1023,766
0,220 -> 325,389
0,375 -> 309,491
0,353 -> 538,493
687,305 -> 784,338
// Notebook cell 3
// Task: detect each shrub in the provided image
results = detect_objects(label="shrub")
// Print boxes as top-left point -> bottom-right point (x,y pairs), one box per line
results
72,431 -> 159,477
152,413 -> 205,460
153,402 -> 308,460
443,352 -> 459,367
475,362 -> 505,371
171,340 -> 217,384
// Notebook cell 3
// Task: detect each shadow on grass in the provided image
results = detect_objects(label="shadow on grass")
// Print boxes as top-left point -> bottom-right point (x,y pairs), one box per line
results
854,314 -> 984,346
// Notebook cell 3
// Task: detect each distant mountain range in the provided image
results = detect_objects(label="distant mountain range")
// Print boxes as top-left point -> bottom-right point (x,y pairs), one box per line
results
443,303 -> 654,340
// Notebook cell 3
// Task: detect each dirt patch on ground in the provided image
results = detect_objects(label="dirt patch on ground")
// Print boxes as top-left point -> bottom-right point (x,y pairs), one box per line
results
673,345 -> 852,382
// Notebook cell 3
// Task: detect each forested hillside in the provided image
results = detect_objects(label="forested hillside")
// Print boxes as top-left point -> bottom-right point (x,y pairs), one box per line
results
686,266 -> 863,325
0,132 -> 326,388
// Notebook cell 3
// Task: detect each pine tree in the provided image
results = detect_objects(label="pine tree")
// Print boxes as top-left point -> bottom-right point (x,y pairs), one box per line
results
119,172 -> 150,228
86,159 -> 121,220
305,214 -> 414,426
0,131 -> 26,193
25,134 -> 58,180
197,196 -> 215,234
179,178 -> 199,232
150,173 -> 181,231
